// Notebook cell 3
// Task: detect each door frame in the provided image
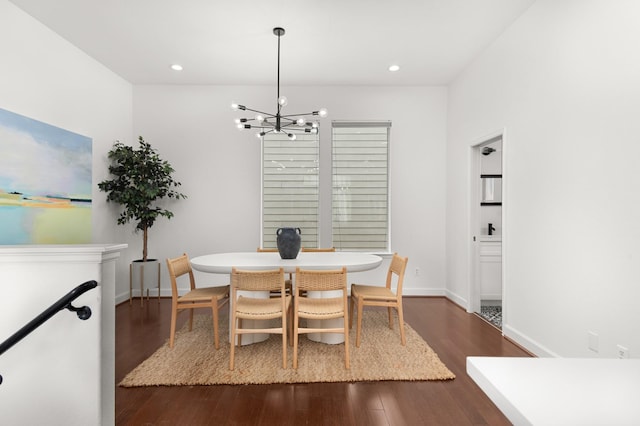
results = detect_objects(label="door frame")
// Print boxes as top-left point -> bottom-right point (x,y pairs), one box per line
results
467,129 -> 506,321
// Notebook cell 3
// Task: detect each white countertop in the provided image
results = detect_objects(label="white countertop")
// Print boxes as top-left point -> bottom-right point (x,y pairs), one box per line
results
467,356 -> 640,425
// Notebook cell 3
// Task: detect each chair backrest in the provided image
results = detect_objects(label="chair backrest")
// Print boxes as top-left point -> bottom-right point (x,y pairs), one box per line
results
301,247 -> 336,252
231,268 -> 285,292
166,253 -> 196,299
386,253 -> 408,296
295,267 -> 347,292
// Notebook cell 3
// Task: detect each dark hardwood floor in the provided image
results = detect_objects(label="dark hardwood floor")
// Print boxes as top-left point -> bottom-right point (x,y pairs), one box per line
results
116,297 -> 530,425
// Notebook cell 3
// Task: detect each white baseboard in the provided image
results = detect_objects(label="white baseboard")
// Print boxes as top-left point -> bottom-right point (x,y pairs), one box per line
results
444,289 -> 468,311
117,287 -> 447,305
403,287 -> 447,297
502,324 -> 558,358
115,289 -> 166,305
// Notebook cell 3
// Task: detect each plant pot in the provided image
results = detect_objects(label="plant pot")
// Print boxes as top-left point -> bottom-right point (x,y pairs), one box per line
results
130,259 -> 160,306
276,227 -> 301,259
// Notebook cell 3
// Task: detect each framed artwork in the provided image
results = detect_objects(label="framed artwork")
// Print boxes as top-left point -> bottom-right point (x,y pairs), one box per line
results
0,108 -> 92,244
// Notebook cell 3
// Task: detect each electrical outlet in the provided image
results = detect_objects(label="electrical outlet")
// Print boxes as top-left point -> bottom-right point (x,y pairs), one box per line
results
617,345 -> 629,359
588,331 -> 599,352
415,267 -> 421,276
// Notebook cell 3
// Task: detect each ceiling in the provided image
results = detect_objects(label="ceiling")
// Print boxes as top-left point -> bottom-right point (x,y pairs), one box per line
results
10,0 -> 534,86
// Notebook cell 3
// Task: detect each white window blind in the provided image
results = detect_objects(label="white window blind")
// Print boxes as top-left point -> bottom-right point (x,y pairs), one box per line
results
332,122 -> 390,252
262,132 -> 319,248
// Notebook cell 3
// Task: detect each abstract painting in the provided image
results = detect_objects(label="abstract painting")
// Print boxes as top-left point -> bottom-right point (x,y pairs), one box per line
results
0,108 -> 92,244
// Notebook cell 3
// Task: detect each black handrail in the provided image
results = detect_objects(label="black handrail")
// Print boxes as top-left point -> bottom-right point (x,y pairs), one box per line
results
0,280 -> 98,385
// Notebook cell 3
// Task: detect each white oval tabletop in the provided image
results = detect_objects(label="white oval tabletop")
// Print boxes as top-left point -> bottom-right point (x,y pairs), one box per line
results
190,251 -> 382,274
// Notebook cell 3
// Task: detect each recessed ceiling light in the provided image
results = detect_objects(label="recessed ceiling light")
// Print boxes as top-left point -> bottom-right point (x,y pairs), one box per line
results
388,64 -> 400,72
170,64 -> 183,71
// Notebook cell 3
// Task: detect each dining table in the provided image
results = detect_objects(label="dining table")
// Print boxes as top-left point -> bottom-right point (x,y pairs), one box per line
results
190,251 -> 383,345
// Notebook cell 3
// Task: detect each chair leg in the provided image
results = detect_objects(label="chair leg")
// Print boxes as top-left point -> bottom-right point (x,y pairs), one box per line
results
348,295 -> 354,329
288,305 -> 294,346
212,302 -> 220,350
282,314 -> 288,369
344,311 -> 350,369
397,302 -> 406,346
293,311 -> 300,369
169,305 -> 178,348
229,315 -> 236,370
356,297 -> 364,348
388,306 -> 394,329
188,309 -> 194,331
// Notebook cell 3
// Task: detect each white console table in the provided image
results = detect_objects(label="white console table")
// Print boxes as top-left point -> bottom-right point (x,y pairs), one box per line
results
0,244 -> 127,426
467,356 -> 640,425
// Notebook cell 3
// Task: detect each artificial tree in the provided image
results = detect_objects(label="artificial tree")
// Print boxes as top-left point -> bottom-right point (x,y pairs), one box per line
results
98,136 -> 186,261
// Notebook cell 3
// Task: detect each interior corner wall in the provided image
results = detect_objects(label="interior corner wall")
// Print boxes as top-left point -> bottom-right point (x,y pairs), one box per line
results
446,0 -> 640,357
131,85 -> 448,302
0,0 -> 133,291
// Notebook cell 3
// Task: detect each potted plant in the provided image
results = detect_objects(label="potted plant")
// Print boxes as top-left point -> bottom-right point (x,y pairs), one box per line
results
98,136 -> 186,304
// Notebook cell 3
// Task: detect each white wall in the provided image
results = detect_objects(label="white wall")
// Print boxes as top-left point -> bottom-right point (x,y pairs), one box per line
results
129,85 -> 448,301
0,0 -> 133,285
0,2 -> 132,423
447,0 -> 640,357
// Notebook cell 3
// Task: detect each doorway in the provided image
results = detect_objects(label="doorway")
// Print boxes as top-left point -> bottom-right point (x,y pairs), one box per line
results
469,132 -> 504,330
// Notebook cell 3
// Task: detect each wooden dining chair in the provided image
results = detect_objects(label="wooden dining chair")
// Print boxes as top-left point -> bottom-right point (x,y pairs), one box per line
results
298,248 -> 335,296
349,253 -> 408,347
293,267 -> 349,369
229,267 -> 292,370
257,247 -> 293,296
166,253 -> 230,349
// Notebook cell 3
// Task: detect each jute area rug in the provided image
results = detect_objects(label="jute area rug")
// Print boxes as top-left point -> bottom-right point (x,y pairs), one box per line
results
119,311 -> 455,387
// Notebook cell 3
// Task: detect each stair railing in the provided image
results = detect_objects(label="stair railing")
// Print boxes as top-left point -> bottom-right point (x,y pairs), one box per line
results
0,280 -> 98,385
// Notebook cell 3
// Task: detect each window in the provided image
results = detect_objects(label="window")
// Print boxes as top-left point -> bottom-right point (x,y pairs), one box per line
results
262,132 -> 319,248
332,122 -> 390,252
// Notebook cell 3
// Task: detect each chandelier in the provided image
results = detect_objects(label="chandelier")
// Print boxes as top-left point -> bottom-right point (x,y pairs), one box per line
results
232,27 -> 327,140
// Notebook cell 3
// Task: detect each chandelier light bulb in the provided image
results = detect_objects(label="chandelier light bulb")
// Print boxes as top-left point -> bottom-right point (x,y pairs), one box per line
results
296,118 -> 306,126
278,96 -> 288,107
234,118 -> 241,124
312,121 -> 319,128
256,114 -> 265,123
231,102 -> 239,110
288,133 -> 297,141
318,108 -> 328,118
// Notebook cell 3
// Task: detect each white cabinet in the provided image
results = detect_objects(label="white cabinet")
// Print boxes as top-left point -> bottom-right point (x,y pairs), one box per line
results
480,240 -> 502,300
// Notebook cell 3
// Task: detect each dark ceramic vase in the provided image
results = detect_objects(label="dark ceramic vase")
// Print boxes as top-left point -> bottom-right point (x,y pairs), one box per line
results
276,227 -> 301,259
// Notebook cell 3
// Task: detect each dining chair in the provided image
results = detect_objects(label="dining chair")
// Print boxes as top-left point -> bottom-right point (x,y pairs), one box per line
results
293,267 -> 350,369
166,253 -> 230,349
349,253 -> 408,347
229,267 -> 292,370
298,248 -> 336,297
256,247 -> 293,296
